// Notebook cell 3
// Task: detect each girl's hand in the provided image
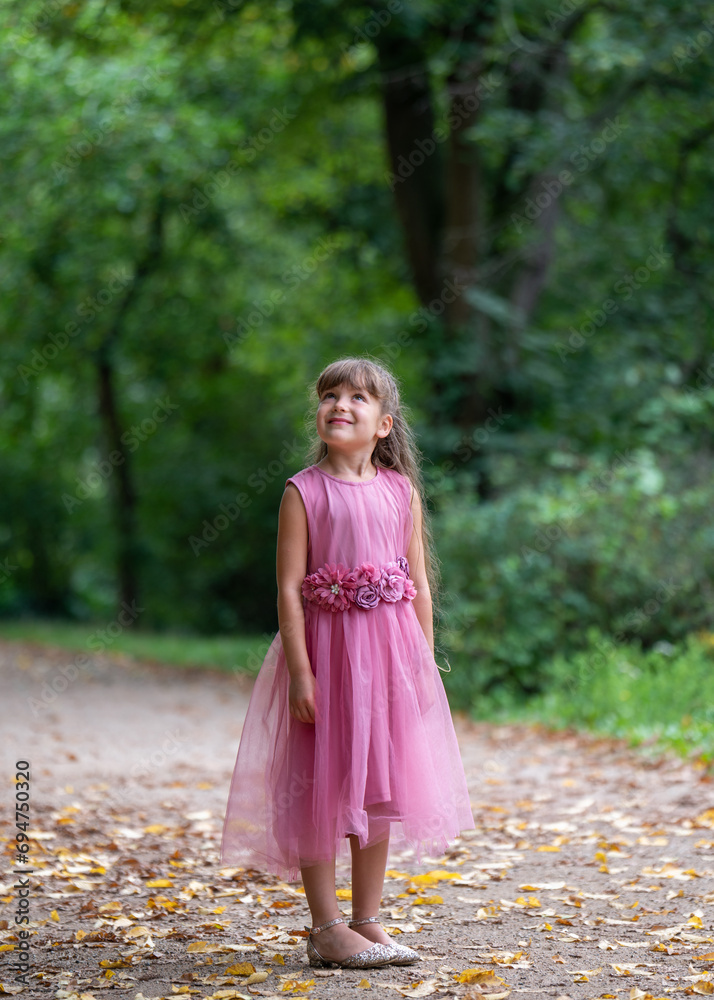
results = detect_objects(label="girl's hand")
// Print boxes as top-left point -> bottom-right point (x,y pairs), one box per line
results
289,671 -> 316,724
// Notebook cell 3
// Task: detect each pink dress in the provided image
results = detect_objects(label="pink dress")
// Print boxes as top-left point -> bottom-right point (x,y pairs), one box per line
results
220,463 -> 474,881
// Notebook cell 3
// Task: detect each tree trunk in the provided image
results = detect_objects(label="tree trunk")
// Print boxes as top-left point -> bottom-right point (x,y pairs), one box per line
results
376,14 -> 570,498
378,37 -> 444,307
94,192 -> 166,615
97,357 -> 140,613
443,73 -> 482,327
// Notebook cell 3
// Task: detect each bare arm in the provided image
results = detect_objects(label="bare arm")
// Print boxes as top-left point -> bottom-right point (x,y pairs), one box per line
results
406,485 -> 434,656
276,482 -> 316,723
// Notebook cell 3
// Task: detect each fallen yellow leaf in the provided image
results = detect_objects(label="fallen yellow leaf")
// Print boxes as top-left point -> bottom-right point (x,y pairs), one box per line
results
186,941 -> 235,954
456,969 -> 505,985
125,925 -> 152,938
490,951 -> 524,965
412,895 -> 443,906
629,989 -> 652,1000
379,982 -> 439,997
358,980 -> 371,989
146,878 -> 173,888
409,870 -> 460,886
225,962 -> 256,976
147,895 -> 180,911
245,972 -> 269,984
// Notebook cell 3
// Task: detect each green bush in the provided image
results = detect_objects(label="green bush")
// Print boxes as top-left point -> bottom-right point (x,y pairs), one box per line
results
518,627 -> 714,762
432,449 -> 714,705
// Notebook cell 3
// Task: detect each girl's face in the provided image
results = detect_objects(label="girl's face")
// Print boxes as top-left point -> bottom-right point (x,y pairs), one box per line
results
316,381 -> 392,449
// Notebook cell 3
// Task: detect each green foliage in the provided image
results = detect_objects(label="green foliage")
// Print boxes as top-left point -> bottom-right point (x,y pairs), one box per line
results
0,0 -> 415,629
513,629 -> 714,764
434,448 -> 714,704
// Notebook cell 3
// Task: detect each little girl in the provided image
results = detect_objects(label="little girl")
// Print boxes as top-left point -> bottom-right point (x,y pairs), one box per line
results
221,356 -> 475,969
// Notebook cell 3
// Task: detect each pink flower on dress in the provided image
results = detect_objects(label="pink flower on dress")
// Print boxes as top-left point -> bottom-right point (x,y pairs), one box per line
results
353,583 -> 381,609
343,561 -> 381,611
301,562 -> 356,612
395,555 -> 417,600
379,562 -> 408,602
348,562 -> 381,587
302,557 -> 416,611
403,577 -> 417,600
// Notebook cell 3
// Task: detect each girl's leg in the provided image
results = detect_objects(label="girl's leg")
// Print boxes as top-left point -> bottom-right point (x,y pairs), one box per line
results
300,858 -> 383,962
348,832 -> 393,945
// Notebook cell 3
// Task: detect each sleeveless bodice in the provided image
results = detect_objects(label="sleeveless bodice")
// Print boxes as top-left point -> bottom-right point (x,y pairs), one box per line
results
285,464 -> 413,575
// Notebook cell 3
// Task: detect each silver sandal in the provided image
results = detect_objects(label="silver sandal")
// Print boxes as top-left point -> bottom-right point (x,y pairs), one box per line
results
348,915 -> 421,965
304,916 -> 400,968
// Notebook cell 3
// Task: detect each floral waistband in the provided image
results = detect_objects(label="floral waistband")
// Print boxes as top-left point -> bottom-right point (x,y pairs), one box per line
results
301,557 -> 417,612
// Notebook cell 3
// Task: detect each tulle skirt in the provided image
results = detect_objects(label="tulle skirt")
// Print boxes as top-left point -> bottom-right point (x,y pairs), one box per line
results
220,599 -> 474,881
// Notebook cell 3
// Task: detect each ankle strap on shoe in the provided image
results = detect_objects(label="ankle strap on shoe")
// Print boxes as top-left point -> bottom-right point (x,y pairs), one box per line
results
305,916 -> 344,935
349,916 -> 380,927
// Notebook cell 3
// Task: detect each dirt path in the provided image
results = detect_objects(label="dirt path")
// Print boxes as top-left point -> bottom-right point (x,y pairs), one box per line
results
1,640 -> 713,1000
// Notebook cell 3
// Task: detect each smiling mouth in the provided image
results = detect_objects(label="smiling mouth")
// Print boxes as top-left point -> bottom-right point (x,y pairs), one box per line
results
329,419 -> 351,424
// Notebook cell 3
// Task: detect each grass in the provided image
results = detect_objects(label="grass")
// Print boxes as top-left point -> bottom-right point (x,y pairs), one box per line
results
0,618 -> 268,675
470,629 -> 714,768
3,618 -> 713,768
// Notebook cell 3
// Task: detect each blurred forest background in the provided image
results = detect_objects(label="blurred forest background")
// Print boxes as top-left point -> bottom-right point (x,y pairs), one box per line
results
3,0 -> 714,757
